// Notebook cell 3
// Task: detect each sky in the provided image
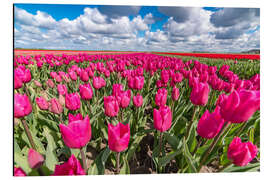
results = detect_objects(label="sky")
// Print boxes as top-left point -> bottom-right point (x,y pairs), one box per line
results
14,4 -> 260,52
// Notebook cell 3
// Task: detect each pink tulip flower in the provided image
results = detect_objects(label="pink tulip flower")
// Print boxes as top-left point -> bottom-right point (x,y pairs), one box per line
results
197,106 -> 224,139
155,88 -> 167,107
227,137 -> 258,166
59,114 -> 91,149
14,167 -> 27,176
153,105 -> 172,132
28,149 -> 44,169
49,98 -> 63,114
219,89 -> 260,123
190,81 -> 210,106
104,96 -> 119,117
133,93 -> 143,107
79,83 -> 93,100
65,93 -> 81,111
93,76 -> 106,89
14,93 -> 32,118
108,122 -> 130,152
36,96 -> 49,110
57,84 -> 67,96
172,86 -> 180,101
53,154 -> 85,175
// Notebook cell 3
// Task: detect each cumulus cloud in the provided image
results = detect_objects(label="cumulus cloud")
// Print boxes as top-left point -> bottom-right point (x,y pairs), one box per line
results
14,7 -> 56,29
14,6 -> 260,52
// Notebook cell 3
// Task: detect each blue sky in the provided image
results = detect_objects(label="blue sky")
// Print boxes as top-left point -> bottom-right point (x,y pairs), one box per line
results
14,4 -> 260,52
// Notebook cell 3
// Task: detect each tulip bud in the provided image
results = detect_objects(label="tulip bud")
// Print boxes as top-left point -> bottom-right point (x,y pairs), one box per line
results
227,137 -> 258,166
47,79 -> 55,88
80,69 -> 89,82
14,74 -> 23,89
117,90 -> 131,108
93,76 -> 106,89
34,80 -> 42,87
112,84 -> 124,97
59,114 -> 91,149
153,105 -> 172,132
53,154 -> 85,175
172,87 -> 180,101
14,93 -> 32,118
108,122 -> 130,152
59,94 -> 65,106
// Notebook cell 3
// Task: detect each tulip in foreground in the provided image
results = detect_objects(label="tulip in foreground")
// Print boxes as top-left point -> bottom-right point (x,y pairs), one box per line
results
153,105 -> 172,132
227,137 -> 258,166
59,114 -> 91,149
219,89 -> 260,123
14,167 -> 27,176
197,106 -> 224,139
14,93 -> 32,118
108,122 -> 130,152
28,149 -> 44,169
53,154 -> 85,175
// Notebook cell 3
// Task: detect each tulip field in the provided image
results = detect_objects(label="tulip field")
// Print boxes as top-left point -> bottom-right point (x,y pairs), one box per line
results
14,51 -> 260,176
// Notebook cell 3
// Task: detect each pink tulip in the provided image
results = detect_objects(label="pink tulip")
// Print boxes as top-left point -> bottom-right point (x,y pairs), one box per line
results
219,89 -> 260,123
14,167 -> 27,176
53,154 -> 85,175
93,76 -> 106,89
112,84 -> 124,97
49,98 -> 63,114
133,93 -> 143,107
57,84 -> 67,96
59,114 -> 91,149
14,93 -> 32,118
190,81 -> 210,106
14,66 -> 31,83
14,74 -> 23,89
108,122 -> 130,152
55,75 -> 62,83
155,88 -> 167,107
197,106 -> 224,139
117,90 -> 131,108
36,96 -> 49,110
28,149 -> 44,169
79,83 -> 93,100
227,137 -> 258,166
69,71 -> 77,81
104,96 -> 119,117
34,80 -> 42,87
50,72 -> 58,79
47,79 -> 55,88
65,93 -> 81,111
80,69 -> 89,82
134,76 -> 144,90
172,87 -> 180,101
153,105 -> 172,132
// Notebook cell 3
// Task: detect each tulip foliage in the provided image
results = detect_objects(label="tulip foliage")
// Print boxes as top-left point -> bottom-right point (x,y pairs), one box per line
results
14,52 -> 260,176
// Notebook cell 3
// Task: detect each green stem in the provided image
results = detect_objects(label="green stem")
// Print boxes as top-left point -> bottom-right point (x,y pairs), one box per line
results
235,121 -> 248,137
37,167 -> 45,176
21,119 -> 36,150
198,122 -> 230,172
159,132 -> 163,157
185,106 -> 199,138
116,152 -> 120,174
192,137 -> 202,156
80,147 -> 87,174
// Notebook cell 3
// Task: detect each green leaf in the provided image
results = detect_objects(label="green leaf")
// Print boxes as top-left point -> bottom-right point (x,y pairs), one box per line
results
127,135 -> 146,161
158,148 -> 182,167
88,164 -> 99,175
94,147 -> 111,175
120,157 -> 130,174
163,132 -> 182,150
183,138 -> 198,173
43,127 -> 58,171
222,162 -> 260,172
14,152 -> 31,174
